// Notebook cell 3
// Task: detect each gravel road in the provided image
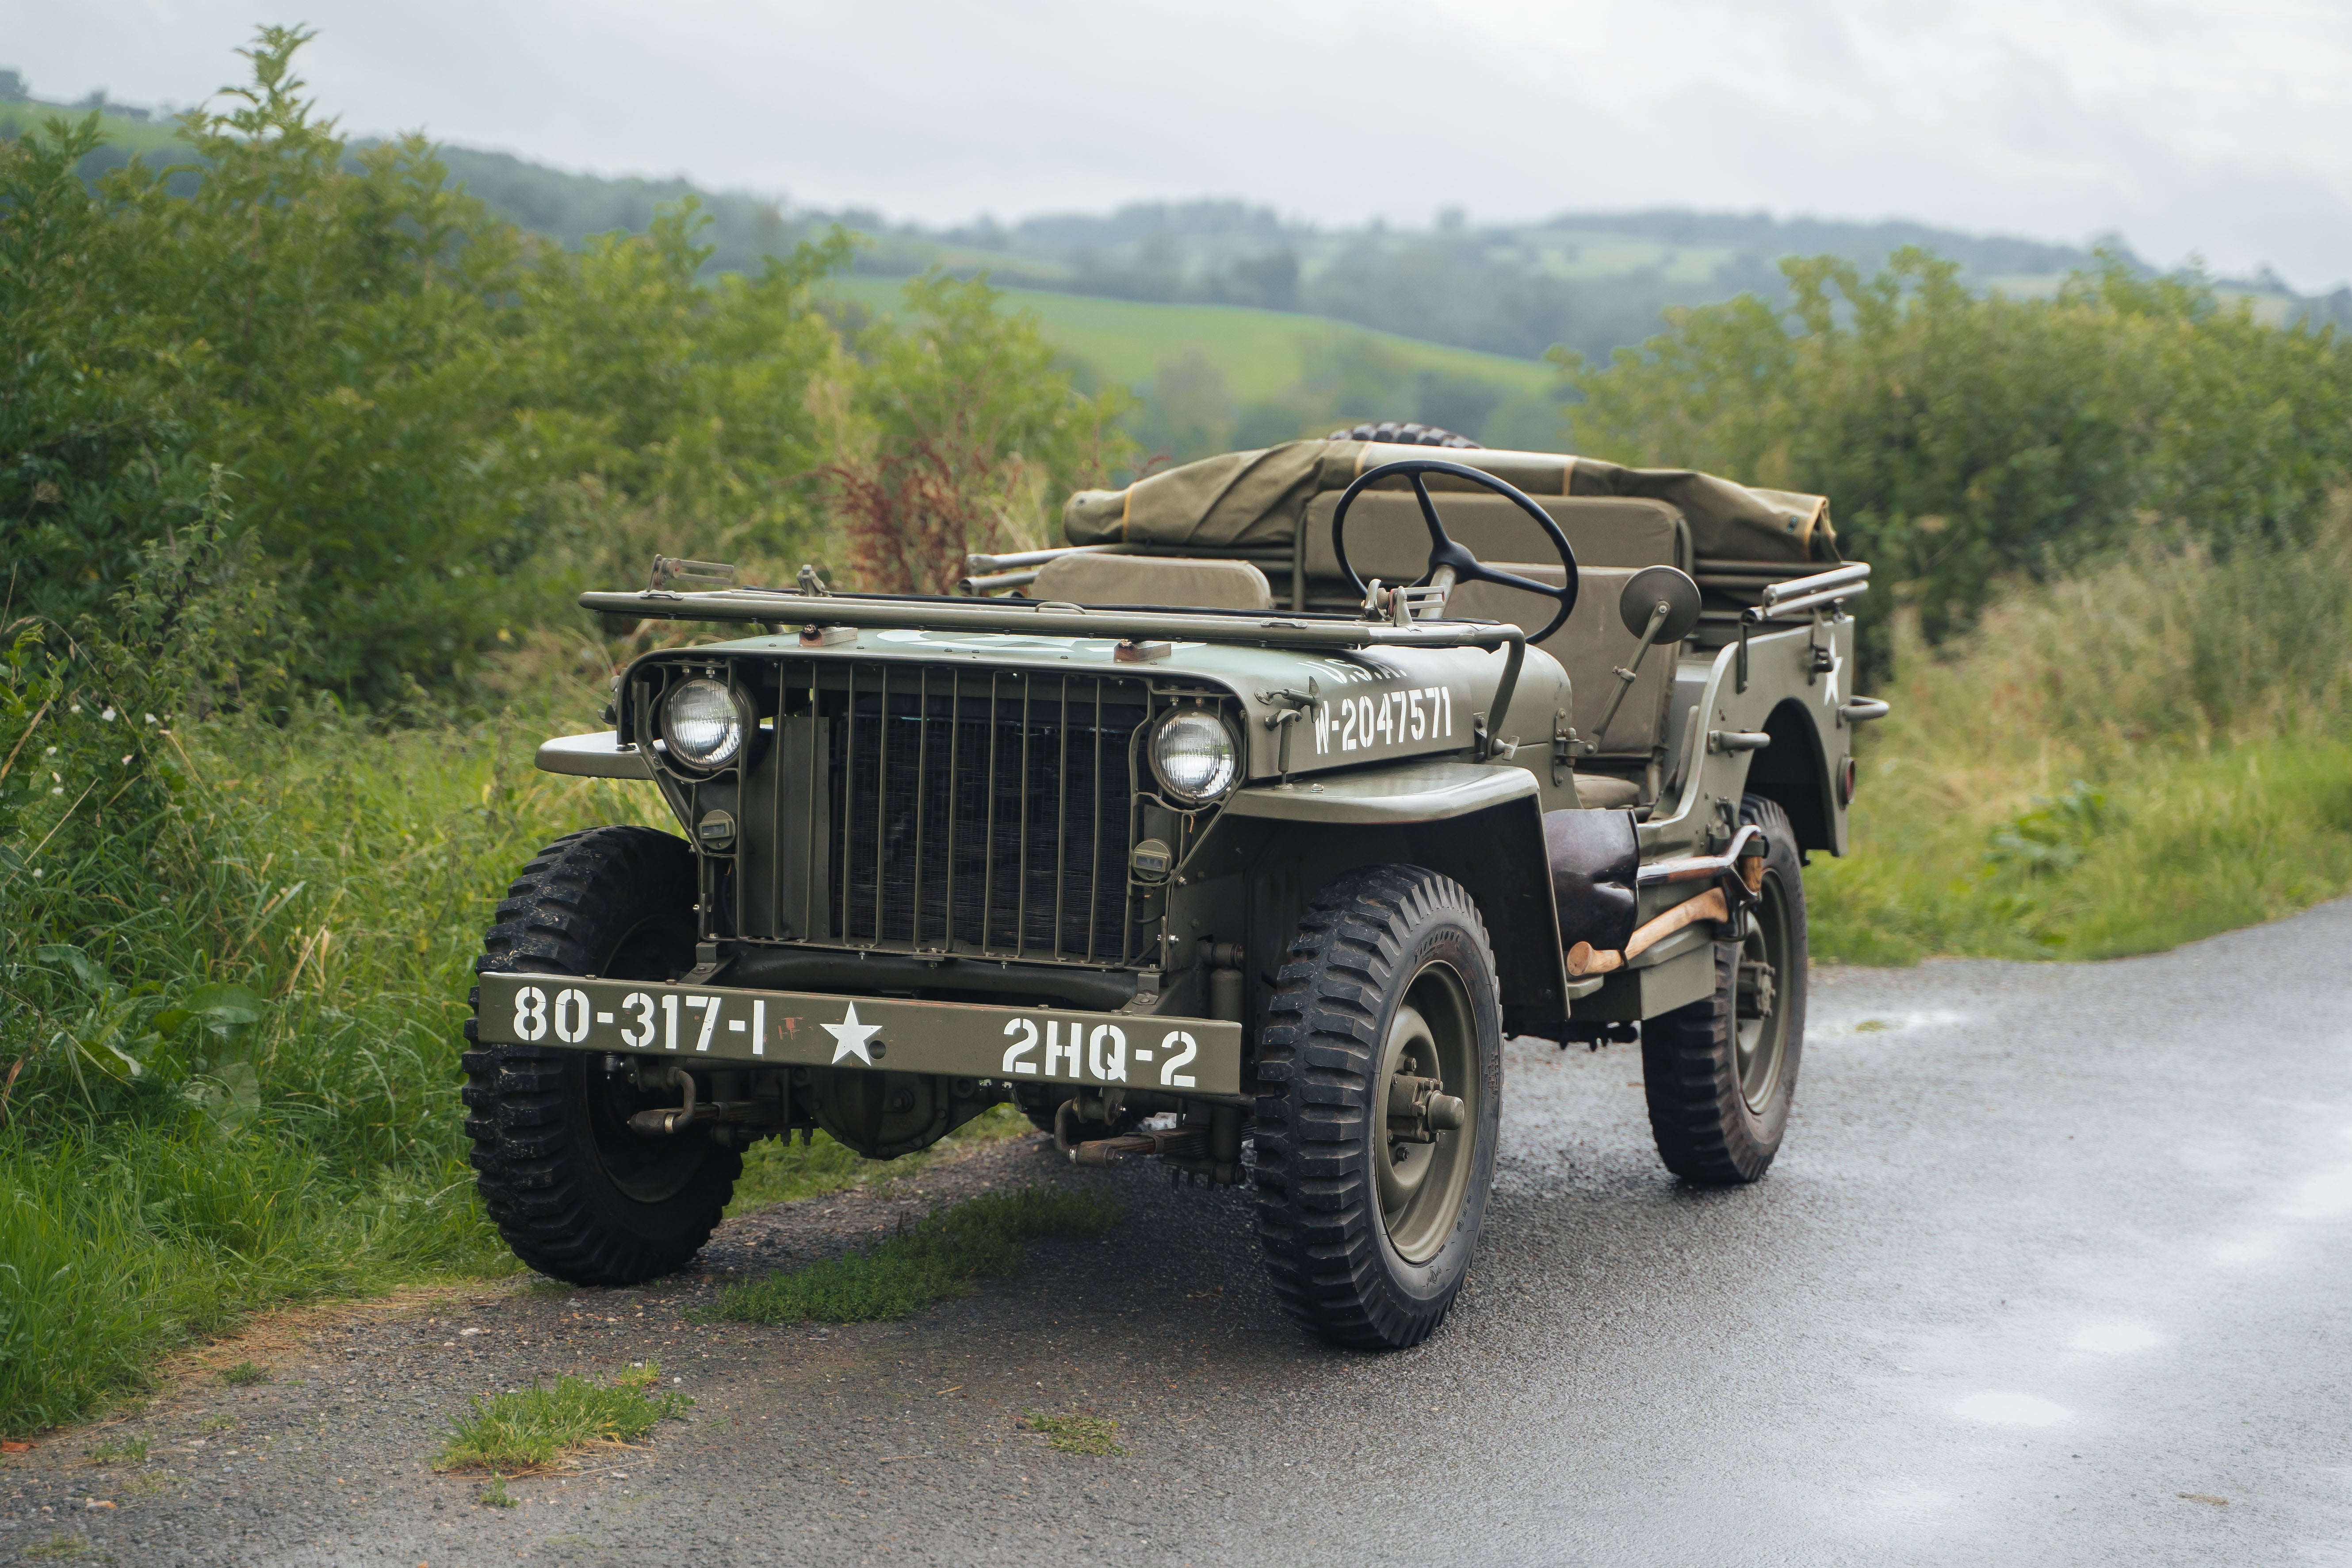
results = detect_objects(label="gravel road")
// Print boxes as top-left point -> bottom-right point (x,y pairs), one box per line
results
7,896 -> 2350,1567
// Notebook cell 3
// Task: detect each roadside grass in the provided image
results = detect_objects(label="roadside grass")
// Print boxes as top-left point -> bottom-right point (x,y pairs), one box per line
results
1812,515 -> 2352,963
0,630 -> 1031,1435
0,669 -> 661,1435
1813,736 -> 2352,963
435,1361 -> 691,1473
1024,1411 -> 1125,1457
705,1187 -> 1122,1326
83,1435 -> 148,1464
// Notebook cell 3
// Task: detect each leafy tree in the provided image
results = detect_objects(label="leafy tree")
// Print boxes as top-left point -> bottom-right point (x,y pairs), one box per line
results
6,28 -> 1105,696
2,28 -> 535,695
823,272 -> 1131,595
1130,348 -> 1238,467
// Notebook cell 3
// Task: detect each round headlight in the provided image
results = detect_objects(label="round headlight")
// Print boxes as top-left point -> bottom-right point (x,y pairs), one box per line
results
662,677 -> 745,770
1150,709 -> 1239,805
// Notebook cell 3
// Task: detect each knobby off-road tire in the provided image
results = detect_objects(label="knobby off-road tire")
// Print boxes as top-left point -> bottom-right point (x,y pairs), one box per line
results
462,826 -> 742,1285
1326,421 -> 1482,449
1641,795 -> 1808,1185
1254,865 -> 1503,1350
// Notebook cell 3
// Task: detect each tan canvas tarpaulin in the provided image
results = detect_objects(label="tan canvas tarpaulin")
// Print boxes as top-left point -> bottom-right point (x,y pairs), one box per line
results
1064,440 -> 1837,564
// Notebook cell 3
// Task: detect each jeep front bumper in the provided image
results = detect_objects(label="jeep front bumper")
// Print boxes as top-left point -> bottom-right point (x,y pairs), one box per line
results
474,973 -> 1245,1096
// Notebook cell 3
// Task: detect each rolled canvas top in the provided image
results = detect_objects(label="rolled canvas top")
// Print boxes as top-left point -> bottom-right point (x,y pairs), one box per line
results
1064,440 -> 1838,564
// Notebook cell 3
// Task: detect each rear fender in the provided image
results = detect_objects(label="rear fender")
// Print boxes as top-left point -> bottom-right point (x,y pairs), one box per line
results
1744,697 -> 1842,857
1653,623 -> 1850,861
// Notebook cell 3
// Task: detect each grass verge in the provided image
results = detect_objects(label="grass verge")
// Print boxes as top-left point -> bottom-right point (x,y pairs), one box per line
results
723,1103 -> 1033,1217
0,672 -> 662,1435
435,1362 -> 691,1473
1813,736 -> 2352,963
705,1187 -> 1121,1326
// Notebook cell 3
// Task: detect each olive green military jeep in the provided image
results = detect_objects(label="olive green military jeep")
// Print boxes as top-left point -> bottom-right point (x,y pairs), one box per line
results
463,431 -> 1884,1350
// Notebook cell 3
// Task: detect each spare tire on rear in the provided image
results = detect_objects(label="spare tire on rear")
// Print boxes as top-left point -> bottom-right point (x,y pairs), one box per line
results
1327,421 -> 1481,449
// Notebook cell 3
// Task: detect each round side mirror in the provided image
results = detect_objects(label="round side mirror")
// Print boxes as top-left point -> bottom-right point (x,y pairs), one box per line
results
1618,566 -> 1703,643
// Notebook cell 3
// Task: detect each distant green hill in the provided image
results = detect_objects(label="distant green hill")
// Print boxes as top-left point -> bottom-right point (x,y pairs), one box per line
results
10,83 -> 2339,444
825,274 -> 1566,457
824,276 -> 1548,402
0,94 -> 195,175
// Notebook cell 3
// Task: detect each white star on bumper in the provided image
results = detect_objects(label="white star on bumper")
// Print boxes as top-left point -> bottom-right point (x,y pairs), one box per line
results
822,1002 -> 883,1066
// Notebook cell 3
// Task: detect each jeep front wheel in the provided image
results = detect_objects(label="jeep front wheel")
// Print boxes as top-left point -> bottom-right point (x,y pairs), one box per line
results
461,826 -> 742,1285
1254,865 -> 1502,1350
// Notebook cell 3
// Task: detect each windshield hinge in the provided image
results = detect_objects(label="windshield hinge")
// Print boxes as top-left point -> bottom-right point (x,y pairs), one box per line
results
648,556 -> 737,593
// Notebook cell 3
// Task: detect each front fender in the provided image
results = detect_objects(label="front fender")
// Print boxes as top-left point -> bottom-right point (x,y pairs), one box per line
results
1218,759 -> 1537,825
1183,761 -> 1568,1034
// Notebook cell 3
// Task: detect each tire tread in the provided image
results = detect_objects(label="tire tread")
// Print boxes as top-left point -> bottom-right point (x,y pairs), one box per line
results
463,826 -> 738,1285
1639,795 -> 1807,1186
1254,864 -> 1496,1350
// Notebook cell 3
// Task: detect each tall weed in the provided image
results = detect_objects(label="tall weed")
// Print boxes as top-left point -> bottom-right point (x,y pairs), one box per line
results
1811,504 -> 2352,960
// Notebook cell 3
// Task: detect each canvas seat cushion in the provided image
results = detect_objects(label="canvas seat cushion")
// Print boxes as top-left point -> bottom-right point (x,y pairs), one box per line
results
1446,564 -> 1675,760
1570,773 -> 1644,809
1030,552 -> 1274,611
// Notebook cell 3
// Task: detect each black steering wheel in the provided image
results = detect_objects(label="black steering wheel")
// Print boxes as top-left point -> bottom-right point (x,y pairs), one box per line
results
1330,459 -> 1581,642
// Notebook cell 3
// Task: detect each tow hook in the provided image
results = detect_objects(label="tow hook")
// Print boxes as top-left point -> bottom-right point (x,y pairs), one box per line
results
1386,1073 -> 1467,1145
625,1063 -> 779,1136
627,1064 -> 702,1135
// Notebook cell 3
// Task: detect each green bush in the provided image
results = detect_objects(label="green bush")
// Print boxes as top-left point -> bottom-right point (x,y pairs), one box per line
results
0,535 -> 659,1429
1560,249 -> 2352,674
0,26 -> 1129,1437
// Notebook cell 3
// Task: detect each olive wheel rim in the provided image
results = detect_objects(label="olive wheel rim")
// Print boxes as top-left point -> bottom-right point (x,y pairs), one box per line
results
1372,961 -> 1480,1264
1736,870 -> 1794,1114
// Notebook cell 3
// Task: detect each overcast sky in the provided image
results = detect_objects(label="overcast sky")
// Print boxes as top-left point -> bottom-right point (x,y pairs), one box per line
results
9,0 -> 2348,291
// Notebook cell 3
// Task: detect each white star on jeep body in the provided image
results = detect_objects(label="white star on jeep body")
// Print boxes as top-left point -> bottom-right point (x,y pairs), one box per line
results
823,1002 -> 883,1066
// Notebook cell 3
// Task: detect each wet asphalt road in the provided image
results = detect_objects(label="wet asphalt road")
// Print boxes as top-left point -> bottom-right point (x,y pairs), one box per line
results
8,897 -> 2351,1567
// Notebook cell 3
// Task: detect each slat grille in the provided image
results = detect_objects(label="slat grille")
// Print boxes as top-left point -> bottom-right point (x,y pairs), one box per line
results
824,666 -> 1144,960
